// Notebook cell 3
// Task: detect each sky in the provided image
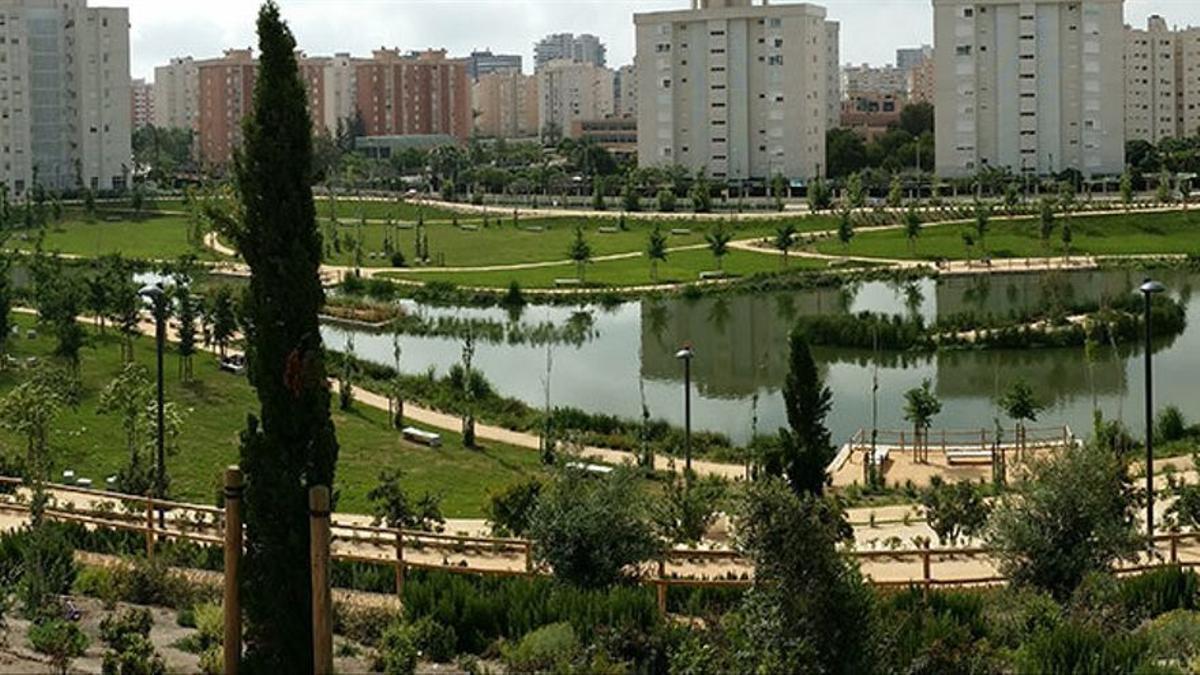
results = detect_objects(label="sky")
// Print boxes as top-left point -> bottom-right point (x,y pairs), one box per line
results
124,0 -> 1200,81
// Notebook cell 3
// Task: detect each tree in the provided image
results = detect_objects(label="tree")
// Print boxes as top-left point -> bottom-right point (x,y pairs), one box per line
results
621,177 -> 641,212
825,127 -> 868,178
0,369 -> 65,475
212,4 -> 341,669
338,333 -> 356,411
690,172 -> 712,213
836,208 -> 854,249
567,226 -> 591,282
367,469 -> 444,531
1120,168 -> 1134,209
460,332 -> 476,448
771,173 -> 788,211
590,182 -> 606,211
807,178 -> 832,212
98,363 -> 153,469
898,101 -> 935,136
904,207 -> 922,253
762,330 -> 834,496
1004,182 -> 1020,213
999,379 -> 1044,457
209,286 -> 237,358
845,172 -> 865,209
1061,221 -> 1073,261
529,464 -> 660,588
986,441 -> 1138,599
772,223 -> 797,266
973,201 -> 991,252
655,188 -> 676,213
389,328 -> 404,429
653,472 -> 725,545
174,285 -> 198,382
903,379 -> 941,462
921,477 -> 990,546
887,174 -> 903,208
1157,171 -> 1173,204
705,223 -> 732,272
1039,199 -> 1056,254
33,258 -> 85,370
646,225 -> 668,281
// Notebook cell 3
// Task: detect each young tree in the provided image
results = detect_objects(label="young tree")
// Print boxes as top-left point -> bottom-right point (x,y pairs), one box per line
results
174,285 -> 198,382
887,174 -> 903,209
999,379 -> 1044,458
845,171 -> 865,209
771,173 -> 788,211
591,182 -> 606,211
567,226 -> 592,282
1157,171 -> 1173,204
367,469 -> 444,531
904,207 -> 922,253
98,363 -> 153,469
34,260 -> 85,370
656,188 -> 676,213
1061,221 -> 1073,261
921,477 -> 990,546
807,178 -> 832,212
773,223 -> 797,266
1119,168 -> 1134,209
836,207 -> 854,250
705,223 -> 732,272
389,328 -> 404,429
961,230 -> 975,259
111,278 -> 141,363
209,286 -> 238,358
1039,199 -> 1056,254
1003,182 -> 1020,213
338,333 -> 356,411
621,177 -> 641,212
973,201 -> 991,252
210,4 -> 341,669
986,441 -> 1138,598
690,172 -> 712,213
460,331 -> 476,448
903,379 -> 941,463
763,330 -> 834,496
646,225 -> 668,281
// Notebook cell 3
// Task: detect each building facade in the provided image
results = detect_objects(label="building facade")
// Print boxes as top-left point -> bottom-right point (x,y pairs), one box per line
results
131,78 -> 153,130
537,59 -> 614,139
634,0 -> 830,182
534,33 -> 607,70
1122,16 -> 1200,144
0,0 -> 131,193
466,50 -> 522,80
897,44 -> 935,71
353,49 -> 471,141
615,63 -> 638,117
842,63 -> 908,96
826,20 -> 841,130
472,71 -> 539,138
196,49 -> 256,167
152,57 -> 199,131
934,0 -> 1126,178
841,91 -> 905,140
571,117 -> 637,156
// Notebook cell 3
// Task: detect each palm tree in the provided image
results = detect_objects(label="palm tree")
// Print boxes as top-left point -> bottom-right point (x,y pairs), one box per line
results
646,225 -> 668,281
705,223 -> 733,272
773,223 -> 797,267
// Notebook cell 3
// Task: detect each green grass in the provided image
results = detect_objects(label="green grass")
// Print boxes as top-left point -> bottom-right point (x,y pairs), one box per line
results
10,212 -> 225,262
382,247 -> 832,289
323,215 -> 837,269
814,209 -> 1200,261
0,313 -> 544,517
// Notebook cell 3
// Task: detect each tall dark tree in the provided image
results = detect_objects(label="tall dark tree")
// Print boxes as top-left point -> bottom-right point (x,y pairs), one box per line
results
219,3 -> 340,670
766,329 -> 834,495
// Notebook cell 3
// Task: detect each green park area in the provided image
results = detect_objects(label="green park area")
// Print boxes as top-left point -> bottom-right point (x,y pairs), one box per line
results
0,312 -> 543,517
10,211 -> 224,262
815,208 -> 1200,261
384,246 -> 833,289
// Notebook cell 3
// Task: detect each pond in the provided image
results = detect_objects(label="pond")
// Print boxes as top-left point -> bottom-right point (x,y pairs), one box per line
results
322,268 -> 1198,446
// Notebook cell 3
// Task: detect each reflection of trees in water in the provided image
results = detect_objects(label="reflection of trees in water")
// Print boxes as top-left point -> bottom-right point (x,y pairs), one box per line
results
707,297 -> 731,334
932,347 -> 1127,406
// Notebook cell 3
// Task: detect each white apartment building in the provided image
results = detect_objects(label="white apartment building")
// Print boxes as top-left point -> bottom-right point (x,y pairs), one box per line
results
534,33 -> 607,71
634,0 -> 831,182
131,78 -> 153,129
826,20 -> 841,130
0,0 -> 131,194
318,53 -> 358,136
536,59 -> 614,138
934,0 -> 1126,178
473,71 -> 539,138
615,63 -> 639,117
842,63 -> 908,96
1124,16 -> 1200,143
152,57 -> 199,131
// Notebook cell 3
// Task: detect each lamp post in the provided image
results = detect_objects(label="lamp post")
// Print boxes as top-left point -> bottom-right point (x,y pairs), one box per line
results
139,284 -> 167,525
1140,278 -> 1165,550
675,344 -> 694,477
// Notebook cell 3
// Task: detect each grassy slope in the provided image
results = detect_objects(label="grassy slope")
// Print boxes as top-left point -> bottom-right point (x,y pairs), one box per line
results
384,247 -> 832,289
0,313 -> 542,517
10,212 -> 224,262
814,209 -> 1200,260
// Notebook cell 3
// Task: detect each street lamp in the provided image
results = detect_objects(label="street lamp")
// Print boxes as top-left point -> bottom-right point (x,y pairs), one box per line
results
675,344 -> 694,477
1140,278 -> 1166,550
139,283 -> 168,524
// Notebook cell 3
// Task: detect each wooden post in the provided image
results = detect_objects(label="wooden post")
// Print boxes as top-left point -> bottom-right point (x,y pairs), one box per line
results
524,541 -> 533,573
1171,533 -> 1179,564
393,529 -> 405,598
900,431 -> 905,452
921,541 -> 932,594
223,466 -> 243,675
309,486 -> 333,675
656,559 -> 667,616
941,430 -> 946,453
145,496 -> 155,559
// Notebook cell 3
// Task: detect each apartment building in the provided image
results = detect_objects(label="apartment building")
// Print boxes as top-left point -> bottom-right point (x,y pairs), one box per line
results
354,49 -> 471,140
826,21 -> 841,130
841,91 -> 905,140
318,53 -> 357,135
537,59 -> 614,139
473,71 -> 539,138
908,57 -> 937,104
842,63 -> 908,96
634,0 -> 831,182
897,44 -> 935,71
615,63 -> 638,117
466,50 -> 522,80
933,0 -> 1126,178
534,33 -> 607,70
0,0 -> 131,193
196,49 -> 256,167
152,57 -> 199,131
1122,16 -> 1200,143
131,78 -> 153,130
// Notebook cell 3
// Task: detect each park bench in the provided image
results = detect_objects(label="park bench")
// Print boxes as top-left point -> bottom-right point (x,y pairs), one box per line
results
104,215 -> 122,222
62,470 -> 76,484
219,354 -> 247,375
402,427 -> 442,447
597,226 -> 619,234
871,447 -> 890,466
566,461 -> 614,475
460,224 -> 479,231
946,449 -> 994,465
523,226 -> 545,232
670,228 -> 691,236
554,278 -> 582,288
698,270 -> 726,280
76,478 -> 93,488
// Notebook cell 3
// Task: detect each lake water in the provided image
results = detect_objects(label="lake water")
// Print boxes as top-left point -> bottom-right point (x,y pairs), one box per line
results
322,268 -> 1200,446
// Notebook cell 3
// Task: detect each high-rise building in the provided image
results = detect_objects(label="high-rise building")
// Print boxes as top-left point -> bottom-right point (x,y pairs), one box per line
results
473,71 -> 539,138
353,49 -> 472,140
896,44 -> 935,71
826,21 -> 841,130
152,57 -> 199,131
634,0 -> 831,181
1121,16 -> 1200,144
196,49 -> 257,167
131,78 -> 154,130
933,0 -> 1126,178
537,60 -> 614,138
615,63 -> 638,117
533,33 -> 607,70
466,50 -> 522,80
842,63 -> 908,96
908,57 -> 936,104
317,53 -> 359,135
0,0 -> 131,193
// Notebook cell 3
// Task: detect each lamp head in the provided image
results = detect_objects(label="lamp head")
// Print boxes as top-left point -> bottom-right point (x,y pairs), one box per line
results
1140,279 -> 1166,295
675,343 -> 694,361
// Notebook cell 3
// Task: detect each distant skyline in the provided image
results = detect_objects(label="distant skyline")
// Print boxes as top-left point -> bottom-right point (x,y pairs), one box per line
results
124,0 -> 1200,81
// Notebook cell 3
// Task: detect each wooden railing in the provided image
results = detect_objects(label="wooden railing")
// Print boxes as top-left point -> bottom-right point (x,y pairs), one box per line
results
844,425 -> 1074,454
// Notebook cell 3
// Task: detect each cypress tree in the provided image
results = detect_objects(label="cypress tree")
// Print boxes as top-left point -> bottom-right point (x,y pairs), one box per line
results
226,3 -> 339,670
772,329 -> 834,496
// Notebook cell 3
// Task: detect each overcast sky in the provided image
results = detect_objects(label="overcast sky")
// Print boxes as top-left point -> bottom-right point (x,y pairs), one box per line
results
124,0 -> 1200,81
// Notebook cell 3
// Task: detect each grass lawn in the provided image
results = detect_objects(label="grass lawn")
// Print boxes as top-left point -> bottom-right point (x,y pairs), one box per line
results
322,214 -> 837,269
10,212 -> 225,262
813,209 -> 1200,260
382,247 -> 833,289
0,313 -> 544,517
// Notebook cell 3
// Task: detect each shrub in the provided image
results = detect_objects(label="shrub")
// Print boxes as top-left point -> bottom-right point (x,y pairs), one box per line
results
1016,622 -> 1148,674
1157,406 -> 1189,444
74,565 -> 119,608
376,621 -> 419,675
503,622 -> 579,673
1120,566 -> 1200,622
28,619 -> 89,674
1141,610 -> 1200,669
114,557 -> 206,608
101,633 -> 166,675
100,607 -> 154,652
407,617 -> 457,663
333,603 -> 402,647
20,523 -> 79,617
485,478 -> 542,537
982,587 -> 1062,650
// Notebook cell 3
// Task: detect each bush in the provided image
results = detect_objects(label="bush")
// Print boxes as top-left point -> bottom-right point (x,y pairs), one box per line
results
20,523 -> 79,617
100,607 -> 166,675
1141,610 -> 1200,669
407,617 -> 457,663
376,621 -> 419,675
1157,406 -> 1189,444
503,622 -> 579,673
485,478 -> 542,537
74,566 -> 119,607
1120,566 -> 1200,622
333,603 -> 402,647
100,607 -> 154,652
982,587 -> 1062,650
28,619 -> 89,674
1016,622 -> 1148,674
113,557 -> 206,608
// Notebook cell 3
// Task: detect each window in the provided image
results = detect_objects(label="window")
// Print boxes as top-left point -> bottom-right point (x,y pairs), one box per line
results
956,45 -> 972,56
768,55 -> 783,66
963,7 -> 973,17
769,18 -> 781,28
773,38 -> 783,48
